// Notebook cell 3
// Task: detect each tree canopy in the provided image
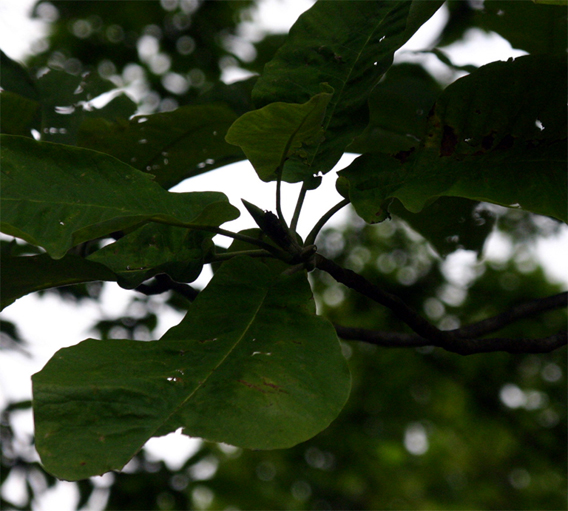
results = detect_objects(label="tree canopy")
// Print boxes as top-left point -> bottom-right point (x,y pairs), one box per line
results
1,0 -> 566,509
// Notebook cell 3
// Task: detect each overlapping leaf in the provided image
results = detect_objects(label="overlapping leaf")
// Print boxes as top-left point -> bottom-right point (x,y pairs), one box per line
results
252,0 -> 444,178
87,223 -> 214,289
78,103 -> 244,189
225,89 -> 333,182
33,256 -> 351,480
0,135 -> 240,259
340,55 -> 567,224
0,252 -> 117,311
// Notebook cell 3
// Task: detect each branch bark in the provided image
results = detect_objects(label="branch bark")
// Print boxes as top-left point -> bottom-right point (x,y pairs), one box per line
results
315,254 -> 567,355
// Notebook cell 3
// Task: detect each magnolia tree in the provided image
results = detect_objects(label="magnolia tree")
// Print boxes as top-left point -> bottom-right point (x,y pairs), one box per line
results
1,0 -> 566,484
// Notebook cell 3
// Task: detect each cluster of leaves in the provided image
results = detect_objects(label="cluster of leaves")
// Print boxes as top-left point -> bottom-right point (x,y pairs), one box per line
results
1,0 -> 566,504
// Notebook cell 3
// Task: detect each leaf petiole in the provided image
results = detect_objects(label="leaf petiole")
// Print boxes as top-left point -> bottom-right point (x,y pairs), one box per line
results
305,199 -> 350,246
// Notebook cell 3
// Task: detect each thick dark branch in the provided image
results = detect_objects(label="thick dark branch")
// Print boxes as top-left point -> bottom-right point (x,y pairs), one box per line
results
315,254 -> 449,341
334,325 -> 567,355
315,254 -> 567,355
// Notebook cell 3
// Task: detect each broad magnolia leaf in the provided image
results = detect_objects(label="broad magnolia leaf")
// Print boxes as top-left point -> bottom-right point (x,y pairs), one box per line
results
340,55 -> 567,224
252,0 -> 444,177
0,253 -> 117,311
33,256 -> 351,480
88,223 -> 214,289
78,103 -> 244,189
225,89 -> 333,182
0,135 -> 239,258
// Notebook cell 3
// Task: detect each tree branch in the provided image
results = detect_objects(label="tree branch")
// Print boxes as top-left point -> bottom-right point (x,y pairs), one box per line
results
135,274 -> 199,301
315,254 -> 567,355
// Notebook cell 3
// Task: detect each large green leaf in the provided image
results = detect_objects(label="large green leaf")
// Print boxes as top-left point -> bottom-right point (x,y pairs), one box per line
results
87,223 -> 214,289
252,0 -> 444,178
78,103 -> 244,189
0,252 -> 117,311
340,55 -> 567,223
225,89 -> 333,182
0,135 -> 240,258
33,256 -> 351,480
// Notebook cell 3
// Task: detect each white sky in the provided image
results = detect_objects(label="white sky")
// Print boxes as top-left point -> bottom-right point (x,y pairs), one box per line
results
1,1 -> 567,509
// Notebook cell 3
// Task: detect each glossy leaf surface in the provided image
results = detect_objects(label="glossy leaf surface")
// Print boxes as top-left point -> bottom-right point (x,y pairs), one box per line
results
33,256 -> 351,480
252,0 -> 443,176
0,135 -> 239,258
341,55 -> 567,223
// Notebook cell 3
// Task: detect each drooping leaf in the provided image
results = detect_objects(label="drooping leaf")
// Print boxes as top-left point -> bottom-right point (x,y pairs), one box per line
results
252,0 -> 444,178
225,89 -> 334,182
340,55 -> 567,224
33,256 -> 351,480
0,252 -> 117,311
78,103 -> 244,189
87,223 -> 214,289
0,135 -> 240,258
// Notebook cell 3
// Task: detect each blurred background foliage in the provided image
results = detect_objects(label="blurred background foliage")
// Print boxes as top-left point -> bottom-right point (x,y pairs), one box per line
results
1,0 -> 566,509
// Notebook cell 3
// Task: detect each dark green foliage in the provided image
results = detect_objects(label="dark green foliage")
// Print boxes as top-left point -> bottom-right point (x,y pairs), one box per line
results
0,0 -> 566,508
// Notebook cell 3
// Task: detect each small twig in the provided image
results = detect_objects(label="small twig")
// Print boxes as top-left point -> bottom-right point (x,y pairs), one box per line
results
305,199 -> 350,246
206,249 -> 275,262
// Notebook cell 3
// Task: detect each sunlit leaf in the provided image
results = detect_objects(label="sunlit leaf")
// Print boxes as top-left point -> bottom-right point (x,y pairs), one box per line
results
33,256 -> 351,480
0,135 -> 239,258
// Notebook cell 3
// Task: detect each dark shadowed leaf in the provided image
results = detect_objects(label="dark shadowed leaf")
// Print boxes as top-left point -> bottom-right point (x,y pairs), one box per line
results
87,224 -> 214,289
78,103 -> 244,189
0,50 -> 39,101
0,91 -> 40,137
0,135 -> 239,258
340,55 -> 567,223
390,197 -> 496,258
33,256 -> 350,480
0,253 -> 117,311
